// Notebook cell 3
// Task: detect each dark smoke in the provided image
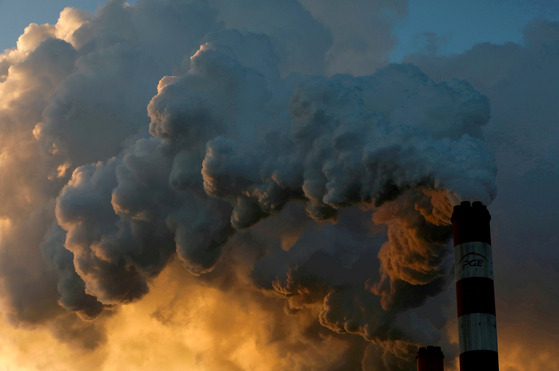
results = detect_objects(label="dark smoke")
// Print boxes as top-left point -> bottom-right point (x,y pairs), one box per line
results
0,0 -> 498,368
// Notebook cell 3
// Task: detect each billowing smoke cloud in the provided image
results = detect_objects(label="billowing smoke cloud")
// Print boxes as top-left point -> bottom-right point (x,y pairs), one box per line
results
0,0 -> 499,369
298,0 -> 408,75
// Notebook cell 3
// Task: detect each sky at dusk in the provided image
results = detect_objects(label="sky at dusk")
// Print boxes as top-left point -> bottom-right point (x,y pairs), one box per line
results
0,1 -> 558,370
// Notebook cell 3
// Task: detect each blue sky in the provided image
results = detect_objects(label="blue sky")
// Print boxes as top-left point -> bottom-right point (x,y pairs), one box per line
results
391,0 -> 559,59
1,0 -> 558,59
0,1 -> 104,51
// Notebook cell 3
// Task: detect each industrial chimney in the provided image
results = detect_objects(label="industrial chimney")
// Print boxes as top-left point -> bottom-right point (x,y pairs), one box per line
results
416,346 -> 444,371
451,201 -> 499,370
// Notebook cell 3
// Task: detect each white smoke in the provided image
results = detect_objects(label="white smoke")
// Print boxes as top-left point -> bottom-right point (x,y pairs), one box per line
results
0,0 -> 498,369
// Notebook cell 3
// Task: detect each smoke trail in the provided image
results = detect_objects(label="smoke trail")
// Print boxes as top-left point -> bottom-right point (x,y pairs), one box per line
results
0,0 -> 496,368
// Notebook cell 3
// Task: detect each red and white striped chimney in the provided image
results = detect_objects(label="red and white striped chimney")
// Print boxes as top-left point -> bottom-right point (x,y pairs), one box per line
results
451,201 -> 499,370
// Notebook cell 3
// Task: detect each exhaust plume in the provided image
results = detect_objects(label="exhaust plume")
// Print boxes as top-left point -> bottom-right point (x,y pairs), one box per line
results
0,0 -> 497,369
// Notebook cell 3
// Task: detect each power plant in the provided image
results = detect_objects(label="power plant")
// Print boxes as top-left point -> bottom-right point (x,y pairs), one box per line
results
417,201 -> 498,371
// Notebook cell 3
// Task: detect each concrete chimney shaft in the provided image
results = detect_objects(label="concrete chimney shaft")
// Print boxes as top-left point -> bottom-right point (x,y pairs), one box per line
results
417,346 -> 444,371
451,201 -> 499,370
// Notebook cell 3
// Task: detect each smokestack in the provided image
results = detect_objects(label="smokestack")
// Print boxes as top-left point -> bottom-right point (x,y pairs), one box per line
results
451,201 -> 499,370
416,346 -> 444,371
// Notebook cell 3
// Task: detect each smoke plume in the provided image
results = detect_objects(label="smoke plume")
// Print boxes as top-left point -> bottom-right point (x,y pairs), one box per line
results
0,0 -> 500,369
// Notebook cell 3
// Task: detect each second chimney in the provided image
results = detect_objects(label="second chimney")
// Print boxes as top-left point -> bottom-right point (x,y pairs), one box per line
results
417,346 -> 444,371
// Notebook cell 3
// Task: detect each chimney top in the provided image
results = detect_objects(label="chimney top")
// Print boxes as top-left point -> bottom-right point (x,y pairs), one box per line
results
416,346 -> 444,359
451,201 -> 491,246
417,346 -> 445,371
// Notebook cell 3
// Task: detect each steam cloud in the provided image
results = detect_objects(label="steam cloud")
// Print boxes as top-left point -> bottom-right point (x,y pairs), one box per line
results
0,0 -> 500,369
